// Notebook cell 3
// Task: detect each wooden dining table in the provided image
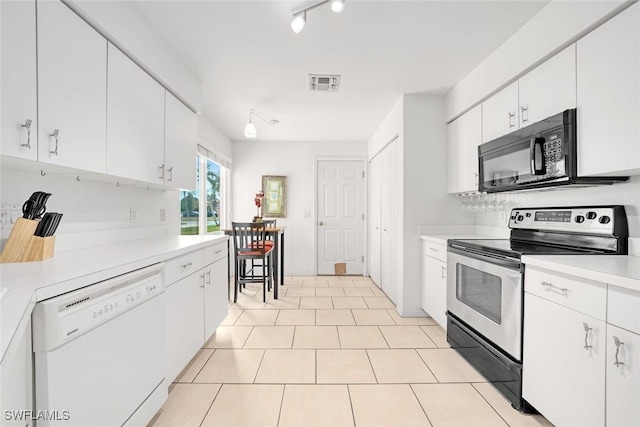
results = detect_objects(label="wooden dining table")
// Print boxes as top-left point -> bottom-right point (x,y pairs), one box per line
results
222,226 -> 286,299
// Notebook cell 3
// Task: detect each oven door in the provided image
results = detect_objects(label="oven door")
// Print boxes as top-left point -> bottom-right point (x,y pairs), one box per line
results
447,247 -> 523,361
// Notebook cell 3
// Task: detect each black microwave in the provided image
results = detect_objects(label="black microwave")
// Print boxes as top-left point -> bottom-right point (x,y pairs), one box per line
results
478,109 -> 627,193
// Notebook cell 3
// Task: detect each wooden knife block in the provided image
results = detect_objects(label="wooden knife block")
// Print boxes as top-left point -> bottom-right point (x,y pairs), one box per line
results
0,218 -> 55,263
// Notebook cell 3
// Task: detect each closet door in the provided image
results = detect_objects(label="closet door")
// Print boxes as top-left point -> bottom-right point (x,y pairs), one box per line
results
368,155 -> 382,286
380,140 -> 400,304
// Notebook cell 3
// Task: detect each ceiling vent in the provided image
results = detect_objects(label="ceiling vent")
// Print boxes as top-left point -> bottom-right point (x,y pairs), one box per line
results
309,74 -> 341,92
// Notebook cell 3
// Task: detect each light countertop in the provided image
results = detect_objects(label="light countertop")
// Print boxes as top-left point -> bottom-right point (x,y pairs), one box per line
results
522,254 -> 640,293
0,234 -> 227,363
420,234 -> 492,245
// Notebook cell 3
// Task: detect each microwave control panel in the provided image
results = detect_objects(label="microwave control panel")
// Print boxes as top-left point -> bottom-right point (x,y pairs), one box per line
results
509,207 -> 618,235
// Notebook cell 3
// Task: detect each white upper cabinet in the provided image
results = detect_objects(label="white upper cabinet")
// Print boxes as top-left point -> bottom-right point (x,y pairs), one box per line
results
519,45 -> 576,127
447,105 -> 482,193
106,44 -> 166,185
481,82 -> 518,143
577,2 -> 640,177
1,0 -> 37,161
164,93 -> 197,190
482,45 -> 577,143
37,1 -> 107,173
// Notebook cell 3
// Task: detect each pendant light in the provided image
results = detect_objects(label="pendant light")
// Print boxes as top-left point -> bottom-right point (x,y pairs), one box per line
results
291,12 -> 306,34
331,0 -> 345,13
243,109 -> 279,139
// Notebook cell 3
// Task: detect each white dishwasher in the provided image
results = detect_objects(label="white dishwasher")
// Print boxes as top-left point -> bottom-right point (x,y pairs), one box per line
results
32,263 -> 167,427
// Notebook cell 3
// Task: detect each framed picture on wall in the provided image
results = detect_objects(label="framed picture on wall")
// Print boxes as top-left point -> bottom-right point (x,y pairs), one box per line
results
262,175 -> 287,218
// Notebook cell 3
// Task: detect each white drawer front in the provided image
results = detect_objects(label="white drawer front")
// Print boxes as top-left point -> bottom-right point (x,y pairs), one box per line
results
525,266 -> 606,321
422,240 -> 447,262
608,286 -> 640,334
204,241 -> 227,266
165,250 -> 204,285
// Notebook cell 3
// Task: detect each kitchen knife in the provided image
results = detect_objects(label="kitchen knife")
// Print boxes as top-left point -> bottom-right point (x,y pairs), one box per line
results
34,213 -> 52,237
47,213 -> 63,237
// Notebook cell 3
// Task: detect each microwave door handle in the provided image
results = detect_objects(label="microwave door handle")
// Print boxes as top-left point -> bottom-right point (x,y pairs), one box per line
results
530,137 -> 546,175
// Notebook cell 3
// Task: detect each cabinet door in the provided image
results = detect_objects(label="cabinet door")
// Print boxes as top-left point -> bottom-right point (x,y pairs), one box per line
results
0,320 -> 33,427
447,105 -> 481,193
606,325 -> 640,427
421,251 -> 447,329
37,1 -> 107,173
106,43 -> 165,185
1,0 -> 37,161
368,155 -> 382,286
165,272 -> 205,382
481,82 -> 518,143
519,45 -> 576,127
523,293 -> 605,427
577,3 -> 640,176
380,140 -> 400,304
204,258 -> 229,341
165,93 -> 197,190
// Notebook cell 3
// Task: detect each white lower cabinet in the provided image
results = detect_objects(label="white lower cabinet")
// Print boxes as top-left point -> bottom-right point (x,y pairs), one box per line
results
165,243 -> 228,383
0,318 -> 34,427
524,266 -> 640,427
421,240 -> 447,329
523,292 -> 605,427
166,270 -> 206,383
606,325 -> 640,427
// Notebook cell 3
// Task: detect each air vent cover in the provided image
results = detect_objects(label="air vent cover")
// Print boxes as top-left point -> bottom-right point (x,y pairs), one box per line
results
309,74 -> 341,92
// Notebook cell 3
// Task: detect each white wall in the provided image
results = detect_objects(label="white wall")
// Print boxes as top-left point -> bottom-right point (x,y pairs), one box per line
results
232,140 -> 368,275
198,116 -> 232,161
401,94 -> 474,315
0,167 -> 180,253
445,0 -> 629,120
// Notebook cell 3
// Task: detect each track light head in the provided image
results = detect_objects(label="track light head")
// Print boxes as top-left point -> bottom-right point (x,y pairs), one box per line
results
244,122 -> 257,138
291,12 -> 306,34
331,0 -> 344,13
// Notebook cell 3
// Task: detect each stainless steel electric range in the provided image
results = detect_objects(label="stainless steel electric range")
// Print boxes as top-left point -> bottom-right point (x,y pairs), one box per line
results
446,205 -> 628,412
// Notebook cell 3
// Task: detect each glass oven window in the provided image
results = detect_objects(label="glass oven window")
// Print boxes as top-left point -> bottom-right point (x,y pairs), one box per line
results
456,264 -> 502,324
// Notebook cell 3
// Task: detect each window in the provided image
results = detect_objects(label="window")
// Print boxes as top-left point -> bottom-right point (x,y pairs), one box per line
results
180,154 -> 225,235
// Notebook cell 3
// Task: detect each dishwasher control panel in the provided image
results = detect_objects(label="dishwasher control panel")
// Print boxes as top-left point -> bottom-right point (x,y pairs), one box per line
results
60,275 -> 162,340
32,263 -> 165,352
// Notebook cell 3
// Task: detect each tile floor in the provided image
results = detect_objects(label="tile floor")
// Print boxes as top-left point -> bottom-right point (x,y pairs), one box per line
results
149,276 -> 553,427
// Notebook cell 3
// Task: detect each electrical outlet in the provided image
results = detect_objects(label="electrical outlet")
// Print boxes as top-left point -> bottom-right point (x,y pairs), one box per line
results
130,208 -> 138,224
160,209 -> 166,222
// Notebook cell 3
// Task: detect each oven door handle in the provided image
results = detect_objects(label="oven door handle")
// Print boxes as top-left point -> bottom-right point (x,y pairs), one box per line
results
448,245 -> 522,271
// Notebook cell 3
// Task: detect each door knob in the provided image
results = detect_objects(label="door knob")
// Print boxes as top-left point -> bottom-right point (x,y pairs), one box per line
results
318,221 -> 324,226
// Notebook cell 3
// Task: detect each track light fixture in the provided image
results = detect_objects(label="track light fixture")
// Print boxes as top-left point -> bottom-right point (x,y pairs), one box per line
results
291,0 -> 345,34
244,109 -> 279,139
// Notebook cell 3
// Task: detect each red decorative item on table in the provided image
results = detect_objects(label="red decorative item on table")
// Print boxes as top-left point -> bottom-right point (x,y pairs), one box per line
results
254,191 -> 264,222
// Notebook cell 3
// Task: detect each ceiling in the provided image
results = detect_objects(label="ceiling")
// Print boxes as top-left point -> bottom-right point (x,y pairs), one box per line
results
133,0 -> 548,142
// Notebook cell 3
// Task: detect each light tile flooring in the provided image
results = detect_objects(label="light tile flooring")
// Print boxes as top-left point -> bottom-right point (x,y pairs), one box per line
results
150,276 -> 553,427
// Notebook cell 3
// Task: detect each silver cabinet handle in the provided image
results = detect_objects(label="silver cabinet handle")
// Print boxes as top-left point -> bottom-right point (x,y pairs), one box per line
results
541,281 -> 568,295
214,249 -> 222,254
159,164 -> 165,180
49,129 -> 59,155
429,247 -> 438,252
475,172 -> 479,186
182,262 -> 193,270
167,166 -> 173,182
21,119 -> 32,148
613,336 -> 625,367
583,322 -> 593,350
206,271 -> 211,285
200,273 -> 205,288
441,265 -> 446,279
508,112 -> 516,128
521,105 -> 529,123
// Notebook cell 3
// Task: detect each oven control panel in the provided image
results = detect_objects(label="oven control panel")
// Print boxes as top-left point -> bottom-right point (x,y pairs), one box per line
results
509,207 -> 621,235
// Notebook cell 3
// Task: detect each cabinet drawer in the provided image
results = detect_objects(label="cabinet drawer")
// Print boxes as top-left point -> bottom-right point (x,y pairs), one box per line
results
608,286 -> 640,334
525,266 -> 606,321
165,250 -> 204,285
204,241 -> 227,266
422,240 -> 447,262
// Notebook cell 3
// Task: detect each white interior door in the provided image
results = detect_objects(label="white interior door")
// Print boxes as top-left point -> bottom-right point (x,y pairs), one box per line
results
317,160 -> 365,275
380,141 -> 399,303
